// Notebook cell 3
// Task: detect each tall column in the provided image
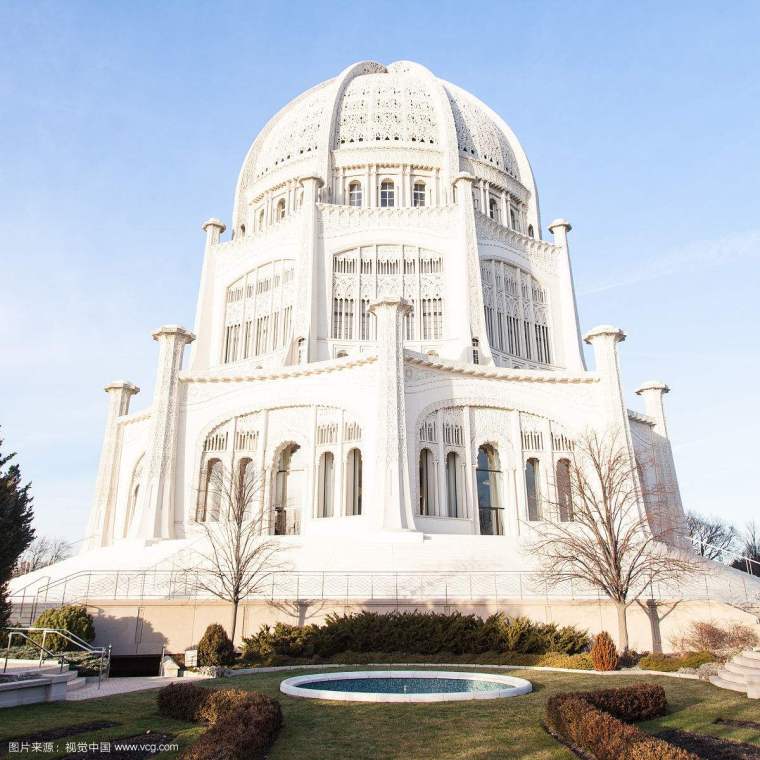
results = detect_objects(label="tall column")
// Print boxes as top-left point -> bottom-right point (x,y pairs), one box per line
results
84,382 -> 140,550
548,219 -> 585,372
635,381 -> 689,548
583,325 -> 627,424
190,218 -> 225,370
369,298 -> 414,531
292,175 -> 322,362
130,326 -> 195,541
453,172 -> 493,364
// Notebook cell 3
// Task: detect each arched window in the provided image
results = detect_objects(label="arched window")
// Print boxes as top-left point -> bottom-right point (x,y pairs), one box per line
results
336,350 -> 348,358
556,458 -> 573,522
348,181 -> 362,207
239,224 -> 246,237
489,198 -> 499,221
297,337 -> 306,364
257,209 -> 265,230
477,445 -> 503,535
380,180 -> 395,208
273,444 -> 305,534
237,457 -> 255,519
419,448 -> 435,515
472,337 -> 480,365
525,457 -> 541,521
446,451 -> 462,518
124,456 -> 143,536
527,224 -> 535,238
317,452 -> 335,518
413,182 -> 426,207
346,448 -> 362,515
202,458 -> 224,522
276,198 -> 286,221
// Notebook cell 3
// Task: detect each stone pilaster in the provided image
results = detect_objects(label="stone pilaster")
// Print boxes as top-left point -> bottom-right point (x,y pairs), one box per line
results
635,380 -> 670,438
369,298 -> 414,531
85,382 -> 140,550
548,219 -> 586,372
294,175 -> 322,362
583,325 -> 628,425
453,172 -> 493,364
130,326 -> 195,541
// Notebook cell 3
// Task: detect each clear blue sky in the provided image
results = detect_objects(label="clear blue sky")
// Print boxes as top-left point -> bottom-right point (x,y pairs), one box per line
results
1,1 -> 758,544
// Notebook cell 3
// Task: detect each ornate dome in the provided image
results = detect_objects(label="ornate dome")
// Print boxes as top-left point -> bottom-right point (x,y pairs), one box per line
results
233,60 -> 538,227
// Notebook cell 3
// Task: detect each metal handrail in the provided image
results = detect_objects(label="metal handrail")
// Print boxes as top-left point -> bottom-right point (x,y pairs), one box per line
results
691,536 -> 760,572
2,627 -> 111,688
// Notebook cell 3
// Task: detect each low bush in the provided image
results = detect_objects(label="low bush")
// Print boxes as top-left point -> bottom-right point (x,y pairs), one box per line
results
671,620 -> 758,655
546,684 -> 698,760
155,683 -> 282,760
197,623 -> 235,666
591,631 -> 618,671
31,605 -> 95,653
157,682 -> 210,722
639,651 -> 716,673
240,611 -> 589,661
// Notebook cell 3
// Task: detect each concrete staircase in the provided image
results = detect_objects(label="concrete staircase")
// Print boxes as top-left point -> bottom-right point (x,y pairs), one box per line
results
710,649 -> 760,699
6,660 -> 91,694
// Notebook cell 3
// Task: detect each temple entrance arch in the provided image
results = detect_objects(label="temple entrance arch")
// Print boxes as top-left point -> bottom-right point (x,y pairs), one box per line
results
272,443 -> 306,534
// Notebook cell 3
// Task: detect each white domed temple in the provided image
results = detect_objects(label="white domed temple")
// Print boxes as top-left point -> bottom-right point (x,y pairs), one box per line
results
12,61 -> 759,653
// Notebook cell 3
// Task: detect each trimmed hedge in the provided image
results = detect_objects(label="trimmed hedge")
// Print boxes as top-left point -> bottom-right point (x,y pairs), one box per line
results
156,683 -> 282,760
546,684 -> 699,760
241,611 -> 589,661
31,605 -> 95,653
639,651 -> 716,672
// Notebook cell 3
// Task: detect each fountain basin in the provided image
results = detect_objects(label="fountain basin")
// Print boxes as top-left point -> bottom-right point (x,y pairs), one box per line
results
280,670 -> 532,702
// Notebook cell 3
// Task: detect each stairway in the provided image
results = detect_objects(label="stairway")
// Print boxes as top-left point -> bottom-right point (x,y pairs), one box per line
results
710,649 -> 760,699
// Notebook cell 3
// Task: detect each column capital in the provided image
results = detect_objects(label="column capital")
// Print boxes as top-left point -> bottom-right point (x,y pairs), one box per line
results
368,297 -> 412,316
201,217 -> 226,234
583,324 -> 626,345
548,218 -> 572,234
298,175 -> 324,188
104,381 -> 140,396
151,325 -> 196,344
452,171 -> 476,187
635,379 -> 670,396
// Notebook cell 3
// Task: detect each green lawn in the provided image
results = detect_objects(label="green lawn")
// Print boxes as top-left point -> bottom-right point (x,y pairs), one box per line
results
1,667 -> 759,759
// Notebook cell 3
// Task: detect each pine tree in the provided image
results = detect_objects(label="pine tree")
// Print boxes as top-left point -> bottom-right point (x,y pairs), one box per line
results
0,434 -> 35,628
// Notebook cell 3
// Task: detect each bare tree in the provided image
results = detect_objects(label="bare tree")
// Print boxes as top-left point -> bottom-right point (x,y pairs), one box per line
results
686,511 -> 738,561
188,464 -> 290,642
531,429 -> 697,651
731,521 -> 760,577
13,537 -> 72,577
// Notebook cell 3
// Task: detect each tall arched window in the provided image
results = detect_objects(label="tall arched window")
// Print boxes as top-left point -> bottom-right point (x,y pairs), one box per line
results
527,224 -> 535,238
348,181 -> 362,207
525,457 -> 541,521
489,198 -> 499,221
477,445 -> 503,535
276,198 -> 286,221
273,444 -> 305,534
124,456 -> 143,536
257,208 -> 265,230
419,448 -> 435,515
317,452 -> 335,518
203,458 -> 224,522
239,224 -> 246,237
237,457 -> 255,519
346,448 -> 362,515
413,182 -> 426,207
446,451 -> 461,518
380,180 -> 395,207
556,458 -> 573,522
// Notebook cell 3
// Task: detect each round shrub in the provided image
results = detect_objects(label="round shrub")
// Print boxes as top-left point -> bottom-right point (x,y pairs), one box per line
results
32,605 -> 95,653
591,631 -> 618,671
157,682 -> 210,722
197,623 -> 235,666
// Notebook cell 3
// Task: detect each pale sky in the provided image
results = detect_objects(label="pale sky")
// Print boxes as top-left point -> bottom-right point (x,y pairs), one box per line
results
1,1 -> 758,544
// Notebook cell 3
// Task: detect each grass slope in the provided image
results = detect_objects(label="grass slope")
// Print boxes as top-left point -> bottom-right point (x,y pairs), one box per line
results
0,668 -> 758,759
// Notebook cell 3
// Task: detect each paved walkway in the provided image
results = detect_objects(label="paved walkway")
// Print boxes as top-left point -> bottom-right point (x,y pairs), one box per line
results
66,674 -> 207,701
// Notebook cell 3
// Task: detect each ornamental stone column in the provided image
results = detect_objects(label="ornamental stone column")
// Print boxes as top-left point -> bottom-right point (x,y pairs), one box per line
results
369,297 -> 414,531
293,175 -> 322,362
130,325 -> 195,541
548,219 -> 586,372
453,172 -> 493,364
583,325 -> 627,424
635,381 -> 689,548
190,218 -> 225,369
85,381 -> 140,550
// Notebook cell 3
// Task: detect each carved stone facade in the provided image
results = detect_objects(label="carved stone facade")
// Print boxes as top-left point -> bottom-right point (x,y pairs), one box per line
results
72,60 -> 688,571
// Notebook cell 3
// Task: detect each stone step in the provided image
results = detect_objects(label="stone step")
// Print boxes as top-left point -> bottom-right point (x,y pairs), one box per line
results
716,668 -> 747,686
740,649 -> 760,662
65,677 -> 87,692
733,654 -> 760,670
710,675 -> 748,693
748,684 -> 760,699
